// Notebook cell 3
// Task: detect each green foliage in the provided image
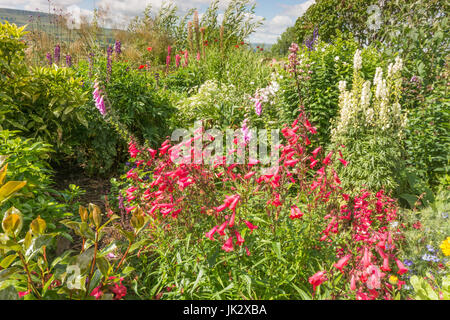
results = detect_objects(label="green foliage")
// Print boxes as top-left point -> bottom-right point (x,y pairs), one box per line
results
293,0 -> 377,45
0,200 -> 140,300
409,275 -> 449,300
271,26 -> 296,57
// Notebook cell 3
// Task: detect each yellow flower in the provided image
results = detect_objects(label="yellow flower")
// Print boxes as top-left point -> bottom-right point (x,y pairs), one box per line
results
389,275 -> 398,284
440,237 -> 450,256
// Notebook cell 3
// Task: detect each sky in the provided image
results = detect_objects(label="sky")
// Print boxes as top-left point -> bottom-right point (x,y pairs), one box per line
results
0,0 -> 315,44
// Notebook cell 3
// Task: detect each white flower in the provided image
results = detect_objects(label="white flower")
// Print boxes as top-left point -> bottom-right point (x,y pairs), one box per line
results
338,80 -> 347,92
334,56 -> 340,61
353,49 -> 362,71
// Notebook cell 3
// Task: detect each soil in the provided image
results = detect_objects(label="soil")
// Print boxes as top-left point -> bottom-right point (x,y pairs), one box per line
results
51,161 -> 114,212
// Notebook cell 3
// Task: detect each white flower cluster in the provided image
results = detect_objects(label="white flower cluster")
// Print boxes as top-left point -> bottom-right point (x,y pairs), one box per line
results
177,80 -> 240,121
353,49 -> 362,71
250,73 -> 281,115
333,52 -> 407,138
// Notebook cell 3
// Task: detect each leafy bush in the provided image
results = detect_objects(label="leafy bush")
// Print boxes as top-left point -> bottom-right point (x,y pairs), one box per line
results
0,194 -> 141,300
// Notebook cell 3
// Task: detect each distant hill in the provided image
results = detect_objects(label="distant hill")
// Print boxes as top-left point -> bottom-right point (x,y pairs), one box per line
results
0,8 -> 52,27
1,7 -> 273,48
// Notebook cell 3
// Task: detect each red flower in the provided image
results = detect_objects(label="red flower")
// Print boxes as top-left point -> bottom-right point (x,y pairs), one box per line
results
222,236 -> 234,252
395,259 -> 408,275
244,220 -> 258,233
289,205 -> 304,220
235,45 -> 239,48
334,254 -> 351,272
205,226 -> 217,240
90,286 -> 103,300
309,271 -> 327,292
110,283 -> 127,300
138,64 -> 146,69
235,231 -> 245,246
147,47 -> 152,52
338,158 -> 348,167
312,147 -> 322,158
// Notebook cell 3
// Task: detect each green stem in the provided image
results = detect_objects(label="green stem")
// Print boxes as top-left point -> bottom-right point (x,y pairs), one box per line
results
85,230 -> 99,297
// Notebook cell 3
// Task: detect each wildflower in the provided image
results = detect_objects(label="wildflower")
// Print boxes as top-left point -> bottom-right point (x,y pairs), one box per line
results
353,49 -> 362,71
110,283 -> 127,300
90,286 -> 103,299
92,79 -> 106,116
309,271 -> 326,292
245,246 -> 251,256
46,52 -> 52,65
389,275 -> 398,284
115,40 -> 121,55
18,290 -> 30,298
395,259 -> 408,275
334,254 -> 351,272
65,54 -> 72,67
138,64 -> 146,70
439,237 -> 450,256
350,275 -> 357,291
403,259 -> 413,267
147,47 -> 152,52
205,226 -> 217,241
244,220 -> 258,233
289,205 -> 304,220
312,147 -> 322,158
222,236 -> 234,252
412,221 -> 422,229
254,99 -> 262,116
235,231 -> 245,246
175,54 -> 181,68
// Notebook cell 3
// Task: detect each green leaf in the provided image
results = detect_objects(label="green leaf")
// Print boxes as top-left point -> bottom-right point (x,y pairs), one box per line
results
96,256 -> 110,277
0,254 -> 17,268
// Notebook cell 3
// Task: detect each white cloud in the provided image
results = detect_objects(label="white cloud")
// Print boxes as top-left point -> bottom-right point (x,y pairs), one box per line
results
280,0 -> 315,18
249,15 -> 293,44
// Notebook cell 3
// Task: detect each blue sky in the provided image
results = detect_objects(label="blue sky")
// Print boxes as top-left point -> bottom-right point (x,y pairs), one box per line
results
0,0 -> 315,43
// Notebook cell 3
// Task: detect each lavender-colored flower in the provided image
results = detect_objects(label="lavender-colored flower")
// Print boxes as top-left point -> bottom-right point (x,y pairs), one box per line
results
304,27 -> 319,51
54,44 -> 60,64
403,259 -> 414,267
422,253 -> 440,263
114,40 -> 121,55
426,245 -> 435,253
422,254 -> 433,261
46,52 -> 52,65
442,212 -> 448,219
65,54 -> 72,67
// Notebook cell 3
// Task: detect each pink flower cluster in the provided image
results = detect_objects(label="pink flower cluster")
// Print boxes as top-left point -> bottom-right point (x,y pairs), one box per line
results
92,79 -> 106,116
